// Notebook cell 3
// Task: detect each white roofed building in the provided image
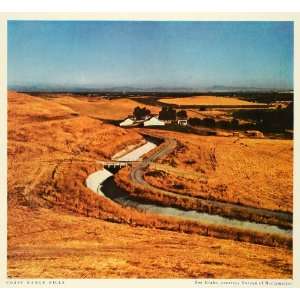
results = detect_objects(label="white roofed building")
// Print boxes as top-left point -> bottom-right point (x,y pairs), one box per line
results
120,118 -> 135,127
177,119 -> 188,126
144,116 -> 165,127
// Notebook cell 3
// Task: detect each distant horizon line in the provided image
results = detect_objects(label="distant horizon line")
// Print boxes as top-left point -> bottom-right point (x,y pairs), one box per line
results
7,84 -> 294,93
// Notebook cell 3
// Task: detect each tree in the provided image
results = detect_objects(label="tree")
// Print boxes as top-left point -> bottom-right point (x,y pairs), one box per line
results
133,106 -> 150,120
159,106 -> 176,121
177,110 -> 187,119
231,118 -> 239,130
216,120 -> 230,129
203,118 -> 215,128
189,117 -> 202,126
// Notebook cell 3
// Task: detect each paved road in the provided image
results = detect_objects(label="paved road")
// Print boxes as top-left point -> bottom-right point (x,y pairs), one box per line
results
129,135 -> 293,229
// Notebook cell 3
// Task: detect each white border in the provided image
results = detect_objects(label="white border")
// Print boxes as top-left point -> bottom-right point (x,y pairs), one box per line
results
0,0 -> 300,13
0,12 -> 299,289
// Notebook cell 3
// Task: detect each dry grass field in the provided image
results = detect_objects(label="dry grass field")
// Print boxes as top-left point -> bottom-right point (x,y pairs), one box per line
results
8,205 -> 292,279
159,95 -> 264,106
141,129 -> 293,213
49,94 -> 160,120
186,109 -> 233,121
7,92 -> 292,278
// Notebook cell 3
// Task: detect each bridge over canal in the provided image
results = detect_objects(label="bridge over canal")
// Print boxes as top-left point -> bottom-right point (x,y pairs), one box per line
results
96,160 -> 142,168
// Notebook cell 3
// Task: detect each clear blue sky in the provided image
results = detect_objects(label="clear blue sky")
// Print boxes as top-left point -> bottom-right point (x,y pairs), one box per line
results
8,21 -> 293,90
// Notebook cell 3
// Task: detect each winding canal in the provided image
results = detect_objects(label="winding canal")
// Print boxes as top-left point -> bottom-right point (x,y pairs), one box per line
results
86,139 -> 292,238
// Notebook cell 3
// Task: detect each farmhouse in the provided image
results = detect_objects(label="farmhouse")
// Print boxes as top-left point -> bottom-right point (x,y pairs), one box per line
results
120,117 -> 135,127
144,116 -> 165,127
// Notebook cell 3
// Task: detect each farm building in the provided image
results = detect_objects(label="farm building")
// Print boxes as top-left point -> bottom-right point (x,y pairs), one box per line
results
120,117 -> 135,127
144,116 -> 165,127
177,119 -> 188,126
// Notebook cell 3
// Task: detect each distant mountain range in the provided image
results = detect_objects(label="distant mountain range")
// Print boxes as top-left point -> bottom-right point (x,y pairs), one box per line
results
8,84 -> 293,93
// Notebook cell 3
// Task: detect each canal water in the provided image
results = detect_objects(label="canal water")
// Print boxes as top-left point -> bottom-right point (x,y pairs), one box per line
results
86,141 -> 156,196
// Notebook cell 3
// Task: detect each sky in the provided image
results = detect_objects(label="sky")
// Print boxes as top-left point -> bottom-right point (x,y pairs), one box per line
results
8,21 -> 294,90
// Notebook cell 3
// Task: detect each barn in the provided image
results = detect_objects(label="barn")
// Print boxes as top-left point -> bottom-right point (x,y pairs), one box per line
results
144,116 -> 165,127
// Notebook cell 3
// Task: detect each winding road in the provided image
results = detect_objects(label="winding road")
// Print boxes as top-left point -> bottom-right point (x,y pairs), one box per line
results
128,135 -> 292,229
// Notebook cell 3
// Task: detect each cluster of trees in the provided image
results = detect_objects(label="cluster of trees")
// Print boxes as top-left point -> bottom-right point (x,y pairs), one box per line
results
189,103 -> 293,132
236,92 -> 293,104
177,110 -> 188,119
189,117 -> 241,130
159,106 -> 176,120
208,92 -> 293,104
159,107 -> 187,120
132,106 -> 189,122
232,103 -> 293,131
133,106 -> 151,120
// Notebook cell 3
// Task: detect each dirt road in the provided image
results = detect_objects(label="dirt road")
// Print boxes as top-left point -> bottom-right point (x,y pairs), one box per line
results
129,136 -> 292,229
